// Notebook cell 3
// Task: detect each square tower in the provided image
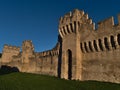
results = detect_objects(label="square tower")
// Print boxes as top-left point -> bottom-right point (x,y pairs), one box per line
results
59,9 -> 83,80
22,40 -> 34,64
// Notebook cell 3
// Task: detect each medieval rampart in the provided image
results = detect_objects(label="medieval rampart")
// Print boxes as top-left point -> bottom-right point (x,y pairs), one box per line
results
35,43 -> 60,76
79,15 -> 120,83
1,9 -> 120,83
58,9 -> 120,83
0,41 -> 60,77
1,44 -> 20,63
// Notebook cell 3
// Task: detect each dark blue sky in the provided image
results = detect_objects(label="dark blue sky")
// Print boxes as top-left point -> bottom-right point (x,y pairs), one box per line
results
0,0 -> 120,52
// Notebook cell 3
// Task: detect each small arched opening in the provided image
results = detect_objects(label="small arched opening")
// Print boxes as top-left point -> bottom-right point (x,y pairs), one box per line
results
98,39 -> 103,51
104,37 -> 109,50
93,40 -> 98,52
110,36 -> 116,49
84,42 -> 89,52
88,41 -> 93,52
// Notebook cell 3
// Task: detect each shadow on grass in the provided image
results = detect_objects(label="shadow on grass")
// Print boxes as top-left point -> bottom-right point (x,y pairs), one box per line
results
0,65 -> 19,75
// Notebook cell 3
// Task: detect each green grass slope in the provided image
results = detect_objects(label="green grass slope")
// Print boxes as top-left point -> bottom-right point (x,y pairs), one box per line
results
0,72 -> 120,90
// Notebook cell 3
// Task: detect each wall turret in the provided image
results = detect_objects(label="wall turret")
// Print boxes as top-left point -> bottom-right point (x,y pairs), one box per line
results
59,9 -> 92,80
22,40 -> 34,63
59,9 -> 95,38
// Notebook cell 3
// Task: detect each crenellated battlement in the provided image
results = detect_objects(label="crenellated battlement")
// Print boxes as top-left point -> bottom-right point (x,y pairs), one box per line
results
1,44 -> 20,63
94,14 -> 120,31
97,16 -> 114,31
3,44 -> 20,53
59,9 -> 84,26
59,9 -> 95,38
22,40 -> 34,52
36,43 -> 60,58
22,40 -> 32,43
22,40 -> 34,47
37,50 -> 59,58
59,9 -> 120,38
1,9 -> 120,83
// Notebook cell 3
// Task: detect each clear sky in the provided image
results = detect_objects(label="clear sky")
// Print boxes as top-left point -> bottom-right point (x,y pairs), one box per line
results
0,0 -> 120,52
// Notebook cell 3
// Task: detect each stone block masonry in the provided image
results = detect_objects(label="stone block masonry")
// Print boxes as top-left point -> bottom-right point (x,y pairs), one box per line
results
1,9 -> 120,83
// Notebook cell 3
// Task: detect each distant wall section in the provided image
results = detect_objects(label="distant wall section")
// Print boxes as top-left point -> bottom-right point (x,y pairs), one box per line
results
1,45 -> 20,63
35,49 -> 59,76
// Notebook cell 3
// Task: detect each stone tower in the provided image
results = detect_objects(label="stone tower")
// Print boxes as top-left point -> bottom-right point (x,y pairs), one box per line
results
22,40 -> 34,63
59,9 -> 95,80
59,9 -> 83,80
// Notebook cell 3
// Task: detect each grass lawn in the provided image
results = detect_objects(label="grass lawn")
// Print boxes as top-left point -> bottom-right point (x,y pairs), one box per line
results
0,72 -> 120,90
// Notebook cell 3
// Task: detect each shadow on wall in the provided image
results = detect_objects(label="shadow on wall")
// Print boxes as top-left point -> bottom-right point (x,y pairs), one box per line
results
0,65 -> 19,75
57,35 -> 62,78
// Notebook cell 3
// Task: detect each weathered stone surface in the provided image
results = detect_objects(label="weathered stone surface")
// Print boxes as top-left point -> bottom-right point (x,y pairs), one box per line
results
1,9 -> 120,83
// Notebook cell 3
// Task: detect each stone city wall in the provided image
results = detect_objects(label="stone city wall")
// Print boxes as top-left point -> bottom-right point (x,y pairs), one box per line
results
35,43 -> 60,76
80,16 -> 120,83
1,9 -> 120,83
1,44 -> 20,63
